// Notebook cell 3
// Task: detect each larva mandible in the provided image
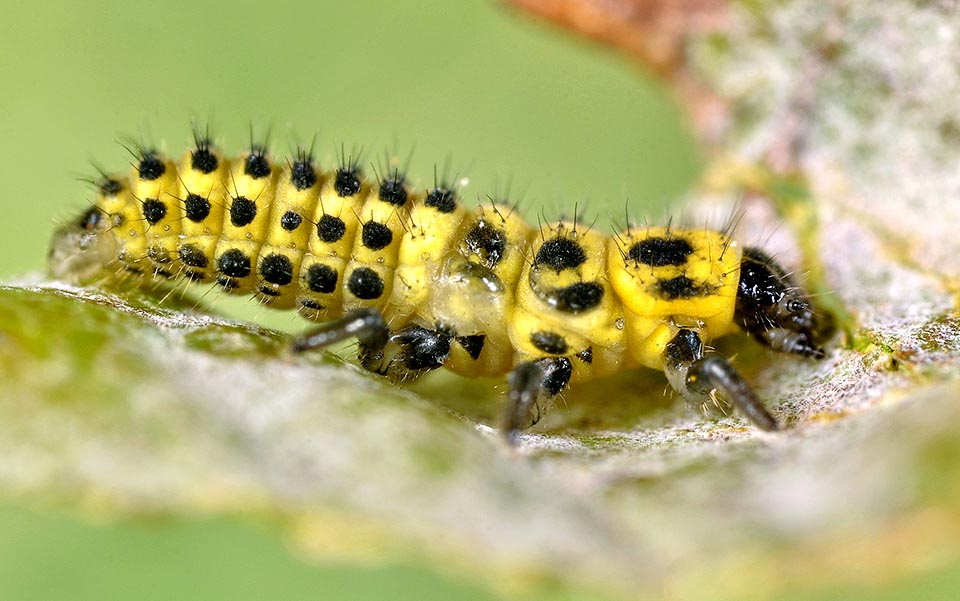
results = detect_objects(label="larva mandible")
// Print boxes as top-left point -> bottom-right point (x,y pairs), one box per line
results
49,129 -> 827,443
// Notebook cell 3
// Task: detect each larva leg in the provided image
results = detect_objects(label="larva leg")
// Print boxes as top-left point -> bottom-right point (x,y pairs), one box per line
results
662,328 -> 779,431
291,308 -> 390,373
380,324 -> 454,384
502,357 -> 573,445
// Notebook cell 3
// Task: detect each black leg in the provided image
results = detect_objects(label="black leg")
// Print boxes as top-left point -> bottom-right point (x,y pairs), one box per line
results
736,247 -> 826,359
663,328 -> 780,431
291,308 -> 390,372
502,357 -> 573,445
380,324 -> 454,383
687,356 -> 779,431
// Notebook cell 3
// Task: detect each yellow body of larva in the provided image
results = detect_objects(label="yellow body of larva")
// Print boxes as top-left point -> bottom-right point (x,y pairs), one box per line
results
176,147 -> 231,282
133,157 -> 181,275
511,222 -> 627,383
88,146 -> 744,382
214,152 -> 279,293
96,180 -> 146,272
608,226 -> 742,369
255,162 -> 324,308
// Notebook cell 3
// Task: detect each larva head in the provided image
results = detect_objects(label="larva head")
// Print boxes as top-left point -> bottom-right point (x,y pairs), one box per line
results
48,205 -> 118,283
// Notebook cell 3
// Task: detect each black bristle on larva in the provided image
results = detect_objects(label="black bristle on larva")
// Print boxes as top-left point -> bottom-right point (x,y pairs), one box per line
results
378,173 -> 408,206
334,167 -> 362,197
425,187 -> 457,213
290,149 -> 318,190
244,147 -> 271,179
137,151 -> 165,181
190,141 -> 219,174
98,177 -> 123,196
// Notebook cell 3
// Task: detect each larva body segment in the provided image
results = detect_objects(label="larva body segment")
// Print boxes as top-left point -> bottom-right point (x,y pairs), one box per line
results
214,151 -> 278,293
133,155 -> 181,276
176,145 -> 231,282
298,173 -> 367,320
512,221 -> 630,382
96,179 -> 144,273
608,226 -> 743,369
255,157 -> 324,308
50,133 -> 829,442
341,174 -> 413,316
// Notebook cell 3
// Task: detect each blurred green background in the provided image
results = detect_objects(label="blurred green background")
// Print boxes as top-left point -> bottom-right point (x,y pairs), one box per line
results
0,1 -> 698,599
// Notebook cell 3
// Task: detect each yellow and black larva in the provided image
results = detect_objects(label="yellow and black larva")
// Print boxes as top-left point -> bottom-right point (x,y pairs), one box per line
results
49,132 -> 827,442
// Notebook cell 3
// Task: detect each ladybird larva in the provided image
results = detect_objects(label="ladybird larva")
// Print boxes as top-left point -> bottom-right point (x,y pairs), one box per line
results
49,130 -> 828,443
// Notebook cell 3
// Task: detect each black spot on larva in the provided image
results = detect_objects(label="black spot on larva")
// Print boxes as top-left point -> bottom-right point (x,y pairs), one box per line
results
179,243 -> 208,268
334,168 -> 362,197
378,176 -> 408,206
628,237 -> 694,267
347,267 -> 385,300
464,221 -> 507,268
98,178 -> 123,196
141,199 -> 166,224
260,253 -> 294,286
258,286 -> 280,296
184,193 -> 211,222
280,210 -> 302,231
217,248 -> 251,278
552,282 -> 604,313
137,152 -> 165,181
534,237 -> 586,272
361,221 -> 393,250
147,245 -> 171,263
530,331 -> 568,355
230,196 -> 257,227
305,264 -> 338,293
316,214 -> 346,243
425,187 -> 457,213
244,151 -> 271,179
456,335 -> 485,360
299,299 -> 324,310
191,147 -> 218,173
656,275 -> 702,300
78,207 -> 102,230
290,158 -> 317,190
217,276 -> 238,289
576,347 -> 593,364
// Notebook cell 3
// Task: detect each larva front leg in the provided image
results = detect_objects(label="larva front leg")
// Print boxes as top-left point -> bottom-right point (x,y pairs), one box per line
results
662,328 -> 779,431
